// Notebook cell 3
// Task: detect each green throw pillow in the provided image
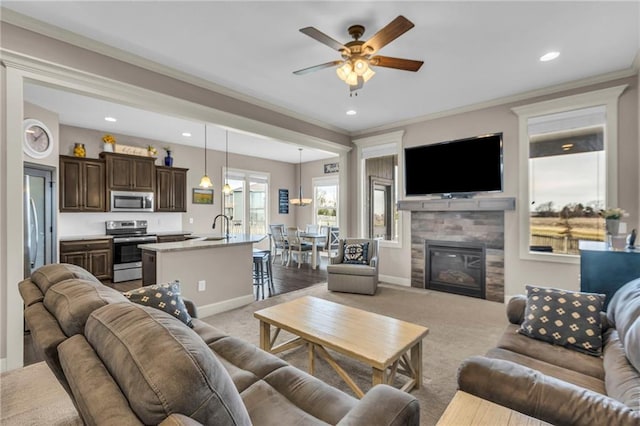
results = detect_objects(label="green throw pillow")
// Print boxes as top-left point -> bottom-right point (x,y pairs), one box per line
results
343,242 -> 369,264
518,285 -> 605,356
123,281 -> 193,328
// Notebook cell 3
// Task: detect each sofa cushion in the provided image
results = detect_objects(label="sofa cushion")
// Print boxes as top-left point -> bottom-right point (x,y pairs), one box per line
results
606,278 -> 640,371
123,281 -> 193,327
518,285 -> 605,356
486,347 -> 606,394
85,302 -> 251,426
343,242 -> 369,264
498,324 -> 605,380
31,263 -> 101,294
327,263 -> 376,276
43,279 -> 128,337
603,329 -> 640,410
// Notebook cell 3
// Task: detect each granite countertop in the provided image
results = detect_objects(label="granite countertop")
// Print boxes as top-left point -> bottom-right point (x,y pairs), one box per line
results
59,235 -> 113,241
138,234 -> 267,252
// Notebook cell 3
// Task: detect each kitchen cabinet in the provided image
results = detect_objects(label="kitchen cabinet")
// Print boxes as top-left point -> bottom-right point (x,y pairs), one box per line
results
60,238 -> 113,281
100,152 -> 156,192
579,240 -> 640,310
156,234 -> 189,243
59,156 -> 106,212
155,166 -> 188,212
141,250 -> 156,286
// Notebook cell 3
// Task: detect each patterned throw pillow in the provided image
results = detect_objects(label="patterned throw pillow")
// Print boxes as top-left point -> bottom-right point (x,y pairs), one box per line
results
343,242 -> 369,264
123,281 -> 193,328
518,285 -> 605,356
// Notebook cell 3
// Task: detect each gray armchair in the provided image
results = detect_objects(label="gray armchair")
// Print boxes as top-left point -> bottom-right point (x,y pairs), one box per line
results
327,238 -> 379,295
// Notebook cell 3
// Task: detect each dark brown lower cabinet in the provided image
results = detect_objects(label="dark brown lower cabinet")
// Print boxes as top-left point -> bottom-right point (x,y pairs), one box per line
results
142,250 -> 156,286
60,238 -> 112,281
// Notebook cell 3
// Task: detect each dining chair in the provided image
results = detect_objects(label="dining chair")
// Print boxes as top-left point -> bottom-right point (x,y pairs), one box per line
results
269,224 -> 288,265
286,227 -> 313,268
305,224 -> 319,234
325,226 -> 340,258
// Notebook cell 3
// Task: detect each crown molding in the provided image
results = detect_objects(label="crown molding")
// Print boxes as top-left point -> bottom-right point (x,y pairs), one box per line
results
349,67 -> 638,138
0,7 -> 348,135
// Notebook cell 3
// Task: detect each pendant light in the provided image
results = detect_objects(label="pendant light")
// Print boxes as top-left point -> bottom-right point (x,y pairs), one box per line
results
199,124 -> 213,188
290,148 -> 312,206
222,130 -> 232,194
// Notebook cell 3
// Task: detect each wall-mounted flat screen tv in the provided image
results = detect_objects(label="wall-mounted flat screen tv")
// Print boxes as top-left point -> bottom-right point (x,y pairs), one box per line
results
404,133 -> 503,197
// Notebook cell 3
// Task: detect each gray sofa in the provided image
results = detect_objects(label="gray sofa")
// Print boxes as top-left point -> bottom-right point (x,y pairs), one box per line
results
20,263 -> 420,426
457,278 -> 640,426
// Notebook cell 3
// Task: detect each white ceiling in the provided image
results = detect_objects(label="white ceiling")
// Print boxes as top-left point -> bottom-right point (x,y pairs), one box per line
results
5,1 -> 639,159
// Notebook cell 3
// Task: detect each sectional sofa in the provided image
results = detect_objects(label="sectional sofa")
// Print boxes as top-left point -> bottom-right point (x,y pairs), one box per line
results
19,263 -> 420,425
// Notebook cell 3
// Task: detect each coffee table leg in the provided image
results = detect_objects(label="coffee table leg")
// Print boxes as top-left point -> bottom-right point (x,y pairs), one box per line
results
308,342 -> 315,375
372,367 -> 387,387
411,341 -> 423,389
259,320 -> 271,352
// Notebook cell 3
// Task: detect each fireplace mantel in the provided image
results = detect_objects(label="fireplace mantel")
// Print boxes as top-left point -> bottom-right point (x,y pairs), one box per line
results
398,197 -> 515,212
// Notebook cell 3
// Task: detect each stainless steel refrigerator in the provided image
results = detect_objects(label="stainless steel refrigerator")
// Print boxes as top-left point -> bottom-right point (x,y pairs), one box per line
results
23,165 -> 56,278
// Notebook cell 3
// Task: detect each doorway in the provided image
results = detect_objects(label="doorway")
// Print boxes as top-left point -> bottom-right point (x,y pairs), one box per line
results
23,164 -> 56,278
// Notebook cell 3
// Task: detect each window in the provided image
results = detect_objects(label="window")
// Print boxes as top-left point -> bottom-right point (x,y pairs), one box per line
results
513,85 -> 626,261
223,169 -> 269,236
354,131 -> 404,247
313,177 -> 338,227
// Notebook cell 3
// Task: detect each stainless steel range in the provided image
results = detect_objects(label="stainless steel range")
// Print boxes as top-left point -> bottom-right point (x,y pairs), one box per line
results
106,220 -> 157,282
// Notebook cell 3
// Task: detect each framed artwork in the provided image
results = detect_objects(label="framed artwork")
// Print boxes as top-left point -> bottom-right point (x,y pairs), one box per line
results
278,189 -> 289,214
192,188 -> 214,204
324,162 -> 339,174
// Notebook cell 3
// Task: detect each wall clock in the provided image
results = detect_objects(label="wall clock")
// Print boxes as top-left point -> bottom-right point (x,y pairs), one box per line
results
23,118 -> 54,159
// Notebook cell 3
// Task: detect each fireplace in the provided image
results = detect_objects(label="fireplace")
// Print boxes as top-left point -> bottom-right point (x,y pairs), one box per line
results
424,240 -> 486,299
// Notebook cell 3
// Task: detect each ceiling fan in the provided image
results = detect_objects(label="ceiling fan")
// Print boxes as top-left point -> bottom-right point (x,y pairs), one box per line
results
293,15 -> 424,92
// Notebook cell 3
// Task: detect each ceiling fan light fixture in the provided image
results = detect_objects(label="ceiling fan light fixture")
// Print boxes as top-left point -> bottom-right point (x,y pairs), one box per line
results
345,71 -> 359,86
336,62 -> 352,81
353,58 -> 369,76
362,67 -> 375,82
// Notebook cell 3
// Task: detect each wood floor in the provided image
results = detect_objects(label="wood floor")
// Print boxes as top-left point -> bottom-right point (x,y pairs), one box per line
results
23,253 -> 327,366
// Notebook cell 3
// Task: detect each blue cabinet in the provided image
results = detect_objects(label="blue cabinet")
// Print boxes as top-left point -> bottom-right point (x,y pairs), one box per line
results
579,241 -> 640,310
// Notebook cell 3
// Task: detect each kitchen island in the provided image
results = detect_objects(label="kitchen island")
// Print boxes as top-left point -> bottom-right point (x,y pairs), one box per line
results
139,234 -> 266,317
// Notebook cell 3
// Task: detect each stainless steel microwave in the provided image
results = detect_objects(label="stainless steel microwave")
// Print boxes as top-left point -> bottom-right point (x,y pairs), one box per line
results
110,191 -> 154,212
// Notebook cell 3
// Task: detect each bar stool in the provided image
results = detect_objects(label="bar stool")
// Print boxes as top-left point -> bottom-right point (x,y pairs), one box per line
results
252,249 -> 274,300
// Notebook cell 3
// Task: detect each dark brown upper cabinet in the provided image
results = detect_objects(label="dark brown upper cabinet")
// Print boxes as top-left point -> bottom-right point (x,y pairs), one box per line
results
155,166 -> 188,212
59,155 -> 106,212
100,152 -> 156,192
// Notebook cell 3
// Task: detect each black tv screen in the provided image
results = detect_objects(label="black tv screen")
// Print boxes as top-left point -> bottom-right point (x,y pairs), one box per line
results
404,133 -> 503,197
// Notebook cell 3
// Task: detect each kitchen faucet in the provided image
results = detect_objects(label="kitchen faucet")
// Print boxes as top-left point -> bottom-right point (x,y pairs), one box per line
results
212,214 -> 232,239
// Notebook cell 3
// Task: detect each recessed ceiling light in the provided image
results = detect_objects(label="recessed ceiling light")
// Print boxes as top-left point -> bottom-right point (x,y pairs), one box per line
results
346,110 -> 357,116
104,116 -> 117,122
540,51 -> 560,62
182,132 -> 192,137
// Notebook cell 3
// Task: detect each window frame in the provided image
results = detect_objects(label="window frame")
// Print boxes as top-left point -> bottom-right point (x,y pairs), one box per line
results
353,130 -> 404,249
512,85 -> 627,263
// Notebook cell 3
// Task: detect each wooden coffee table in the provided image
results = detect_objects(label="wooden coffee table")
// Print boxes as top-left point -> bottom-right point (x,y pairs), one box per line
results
254,296 -> 429,398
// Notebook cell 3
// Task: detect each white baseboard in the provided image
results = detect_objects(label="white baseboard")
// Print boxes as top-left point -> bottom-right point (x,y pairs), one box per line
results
0,358 -> 6,373
380,274 -> 411,286
196,294 -> 255,318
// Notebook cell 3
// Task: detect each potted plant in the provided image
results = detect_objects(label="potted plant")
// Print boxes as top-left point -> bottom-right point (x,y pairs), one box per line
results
599,207 -> 627,244
102,134 -> 116,152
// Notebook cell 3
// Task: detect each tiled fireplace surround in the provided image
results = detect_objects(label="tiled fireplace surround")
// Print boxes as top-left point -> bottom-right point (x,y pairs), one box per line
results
410,210 -> 505,302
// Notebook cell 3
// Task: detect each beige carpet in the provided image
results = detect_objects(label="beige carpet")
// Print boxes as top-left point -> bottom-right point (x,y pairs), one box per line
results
1,283 -> 507,425
202,283 -> 507,426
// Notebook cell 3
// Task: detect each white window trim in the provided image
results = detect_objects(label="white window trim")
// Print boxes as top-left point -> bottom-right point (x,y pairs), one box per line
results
223,167 -> 270,235
312,176 -> 339,227
353,130 -> 404,249
512,85 -> 627,263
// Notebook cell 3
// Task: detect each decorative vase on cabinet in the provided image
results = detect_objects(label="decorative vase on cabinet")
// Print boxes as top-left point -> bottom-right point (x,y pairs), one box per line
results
606,218 -> 620,246
164,150 -> 173,167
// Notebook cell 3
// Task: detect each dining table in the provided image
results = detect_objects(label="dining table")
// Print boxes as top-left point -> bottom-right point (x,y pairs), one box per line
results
299,232 -> 326,270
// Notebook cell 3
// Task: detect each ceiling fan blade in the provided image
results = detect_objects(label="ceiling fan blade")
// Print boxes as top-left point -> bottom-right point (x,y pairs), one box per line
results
293,60 -> 343,75
370,56 -> 424,72
300,27 -> 350,53
363,15 -> 415,54
350,76 -> 364,92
